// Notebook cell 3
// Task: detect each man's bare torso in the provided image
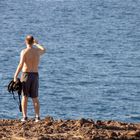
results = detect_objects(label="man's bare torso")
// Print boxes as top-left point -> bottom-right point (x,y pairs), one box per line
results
22,48 -> 40,72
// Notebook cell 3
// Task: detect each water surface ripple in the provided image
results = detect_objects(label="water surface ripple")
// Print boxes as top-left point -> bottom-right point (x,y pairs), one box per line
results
0,0 -> 140,122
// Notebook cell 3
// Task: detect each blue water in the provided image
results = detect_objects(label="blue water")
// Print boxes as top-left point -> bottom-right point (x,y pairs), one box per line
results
1,0 -> 140,122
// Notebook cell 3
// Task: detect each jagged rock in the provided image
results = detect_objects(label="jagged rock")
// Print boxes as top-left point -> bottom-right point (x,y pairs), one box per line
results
110,131 -> 118,138
96,120 -> 104,125
44,116 -> 54,122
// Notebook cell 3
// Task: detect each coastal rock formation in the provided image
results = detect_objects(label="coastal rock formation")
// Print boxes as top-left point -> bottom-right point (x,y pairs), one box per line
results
0,116 -> 140,140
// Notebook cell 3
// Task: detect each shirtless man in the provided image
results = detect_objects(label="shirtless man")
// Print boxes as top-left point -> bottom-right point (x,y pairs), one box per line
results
14,35 -> 46,122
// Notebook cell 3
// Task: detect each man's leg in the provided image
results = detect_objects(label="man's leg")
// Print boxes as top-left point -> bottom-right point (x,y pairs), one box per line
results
22,96 -> 28,118
32,97 -> 40,117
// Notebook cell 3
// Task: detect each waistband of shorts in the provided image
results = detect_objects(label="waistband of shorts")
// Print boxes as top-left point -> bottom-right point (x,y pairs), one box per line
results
22,72 -> 39,75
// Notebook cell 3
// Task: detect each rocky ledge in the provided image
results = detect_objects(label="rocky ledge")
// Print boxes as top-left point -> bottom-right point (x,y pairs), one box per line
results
1,116 -> 140,140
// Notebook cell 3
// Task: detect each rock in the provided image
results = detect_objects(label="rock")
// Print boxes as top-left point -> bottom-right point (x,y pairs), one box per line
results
135,130 -> 140,137
0,116 -> 140,140
11,136 -> 26,140
78,118 -> 94,127
110,131 -> 118,137
107,120 -> 112,124
96,120 -> 104,125
44,116 -> 54,126
127,131 -> 137,136
44,116 -> 54,123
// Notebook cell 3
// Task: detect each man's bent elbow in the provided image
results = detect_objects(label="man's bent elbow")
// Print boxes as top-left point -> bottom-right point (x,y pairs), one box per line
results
44,48 -> 46,53
42,48 -> 46,54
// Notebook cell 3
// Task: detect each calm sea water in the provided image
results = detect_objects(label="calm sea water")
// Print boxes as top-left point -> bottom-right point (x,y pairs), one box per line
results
1,0 -> 140,122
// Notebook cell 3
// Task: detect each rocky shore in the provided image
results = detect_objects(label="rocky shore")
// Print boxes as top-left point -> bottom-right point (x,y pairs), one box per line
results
1,116 -> 140,140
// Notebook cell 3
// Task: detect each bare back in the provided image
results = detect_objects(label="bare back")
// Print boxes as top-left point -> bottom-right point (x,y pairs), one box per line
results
22,48 -> 40,72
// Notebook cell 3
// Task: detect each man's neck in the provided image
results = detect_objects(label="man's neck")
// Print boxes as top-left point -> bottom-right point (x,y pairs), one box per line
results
26,44 -> 33,48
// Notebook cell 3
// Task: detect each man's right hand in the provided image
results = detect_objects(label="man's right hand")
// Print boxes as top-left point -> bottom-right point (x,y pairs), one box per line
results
33,39 -> 38,45
33,39 -> 46,55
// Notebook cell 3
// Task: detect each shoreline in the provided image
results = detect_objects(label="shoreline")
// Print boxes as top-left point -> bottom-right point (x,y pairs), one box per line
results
1,116 -> 140,140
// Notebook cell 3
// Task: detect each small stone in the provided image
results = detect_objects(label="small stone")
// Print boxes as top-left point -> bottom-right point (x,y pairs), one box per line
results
107,131 -> 118,138
44,116 -> 54,123
111,131 -> 118,137
107,120 -> 111,124
78,118 -> 87,126
45,121 -> 53,126
96,120 -> 104,125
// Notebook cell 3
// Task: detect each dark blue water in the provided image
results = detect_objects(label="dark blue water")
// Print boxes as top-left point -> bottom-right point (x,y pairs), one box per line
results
1,0 -> 140,122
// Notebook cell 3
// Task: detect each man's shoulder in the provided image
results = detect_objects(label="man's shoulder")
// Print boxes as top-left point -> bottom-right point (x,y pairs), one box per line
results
20,49 -> 27,55
21,48 -> 26,52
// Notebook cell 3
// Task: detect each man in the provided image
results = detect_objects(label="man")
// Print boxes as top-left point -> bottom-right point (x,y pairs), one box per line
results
14,35 -> 46,122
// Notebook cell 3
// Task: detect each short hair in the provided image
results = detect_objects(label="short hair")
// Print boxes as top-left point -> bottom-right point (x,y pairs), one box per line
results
25,35 -> 34,45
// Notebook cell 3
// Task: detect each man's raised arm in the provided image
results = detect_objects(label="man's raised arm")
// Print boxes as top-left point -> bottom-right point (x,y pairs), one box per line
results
34,40 -> 46,55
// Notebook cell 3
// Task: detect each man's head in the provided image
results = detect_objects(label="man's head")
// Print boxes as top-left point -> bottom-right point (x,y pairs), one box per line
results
25,35 -> 34,46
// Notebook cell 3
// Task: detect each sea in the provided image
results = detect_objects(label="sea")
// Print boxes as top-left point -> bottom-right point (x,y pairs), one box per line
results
0,0 -> 140,122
